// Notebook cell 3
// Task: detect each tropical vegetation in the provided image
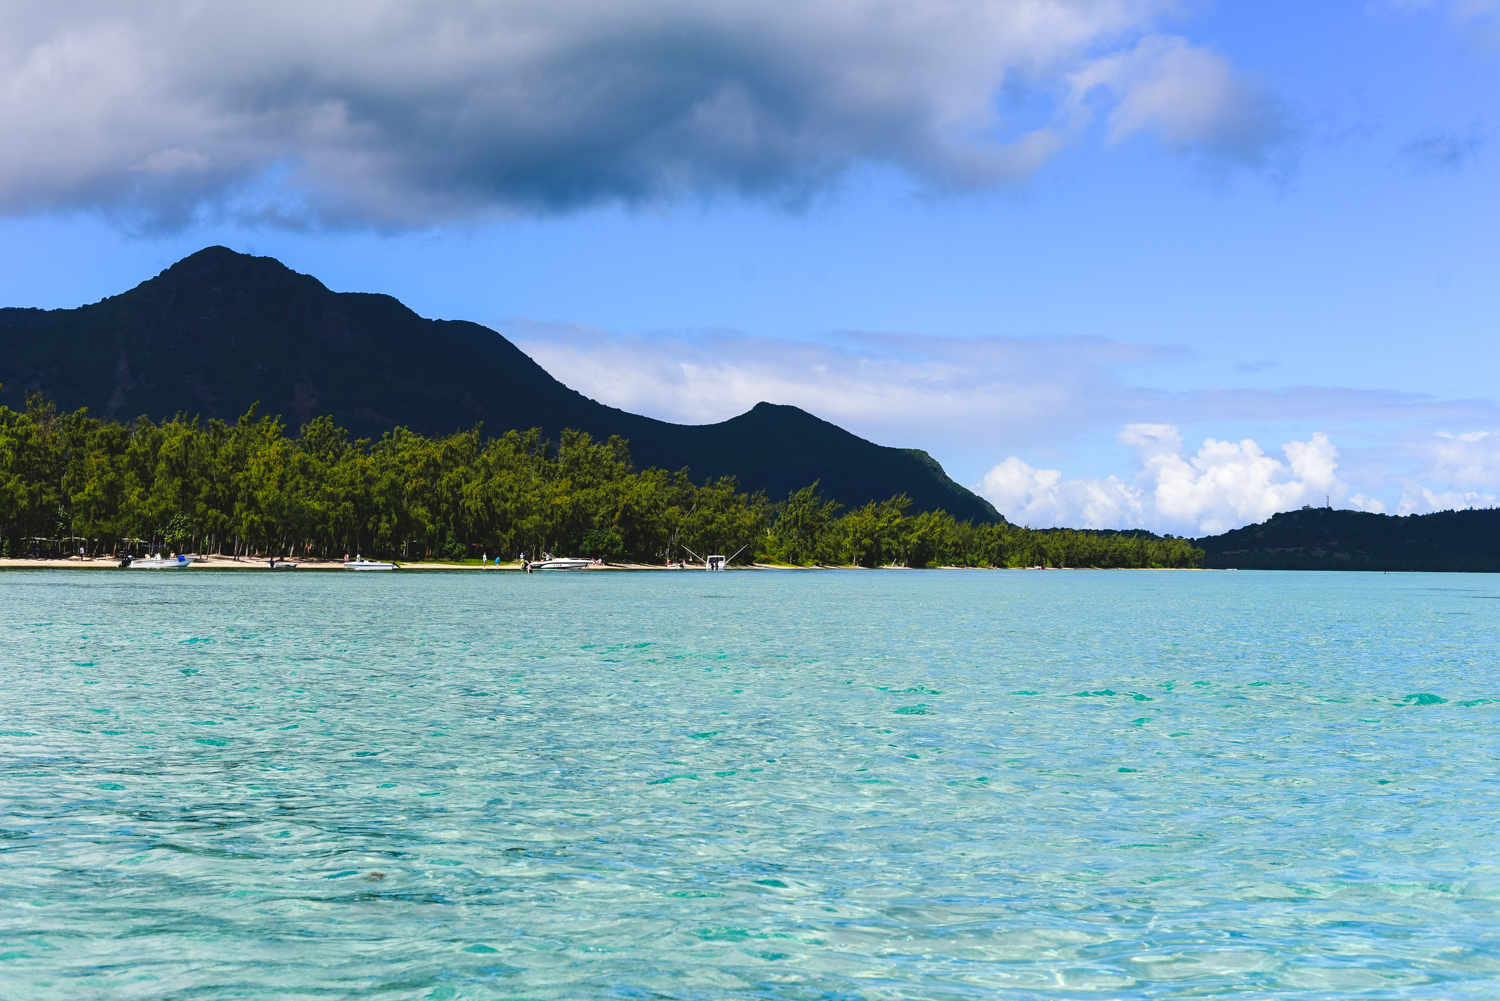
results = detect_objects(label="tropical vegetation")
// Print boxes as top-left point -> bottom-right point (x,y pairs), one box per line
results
0,394 -> 1204,568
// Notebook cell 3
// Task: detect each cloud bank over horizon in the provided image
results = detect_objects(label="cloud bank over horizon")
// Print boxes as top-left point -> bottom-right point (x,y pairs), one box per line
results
0,0 -> 1289,228
976,426 -> 1350,535
511,322 -> 1500,534
975,424 -> 1500,534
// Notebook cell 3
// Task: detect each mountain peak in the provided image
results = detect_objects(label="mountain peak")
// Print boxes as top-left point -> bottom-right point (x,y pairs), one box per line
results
127,246 -> 327,303
1,249 -> 1004,522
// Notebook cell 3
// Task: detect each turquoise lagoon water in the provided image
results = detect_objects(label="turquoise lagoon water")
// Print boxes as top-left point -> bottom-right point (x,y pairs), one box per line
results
1,568 -> 1498,999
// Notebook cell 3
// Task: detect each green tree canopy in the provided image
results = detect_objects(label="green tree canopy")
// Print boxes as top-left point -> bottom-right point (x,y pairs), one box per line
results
0,399 -> 1203,569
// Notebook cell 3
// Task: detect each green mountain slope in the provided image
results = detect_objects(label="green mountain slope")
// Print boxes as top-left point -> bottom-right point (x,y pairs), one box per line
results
1195,507 -> 1500,571
0,246 -> 1003,523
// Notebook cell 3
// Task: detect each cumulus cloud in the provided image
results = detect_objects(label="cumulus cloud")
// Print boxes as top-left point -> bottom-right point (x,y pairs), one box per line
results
0,0 -> 1291,228
974,425 -> 1343,535
972,456 -> 1144,529
976,423 -> 1500,531
1391,429 -> 1500,514
1424,429 -> 1500,485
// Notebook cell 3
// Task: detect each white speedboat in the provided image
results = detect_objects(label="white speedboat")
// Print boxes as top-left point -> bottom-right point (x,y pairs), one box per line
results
684,544 -> 746,571
529,558 -> 591,571
267,560 -> 298,570
124,554 -> 195,569
344,556 -> 397,571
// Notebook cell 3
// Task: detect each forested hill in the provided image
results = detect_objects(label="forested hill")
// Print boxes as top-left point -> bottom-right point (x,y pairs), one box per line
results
0,246 -> 1001,523
1195,507 -> 1500,571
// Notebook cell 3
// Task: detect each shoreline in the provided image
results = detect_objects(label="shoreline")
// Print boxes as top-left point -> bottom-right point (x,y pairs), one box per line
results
0,556 -> 779,571
0,557 -> 1216,571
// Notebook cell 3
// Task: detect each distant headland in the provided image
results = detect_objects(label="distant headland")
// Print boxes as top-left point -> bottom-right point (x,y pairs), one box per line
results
1194,506 -> 1500,572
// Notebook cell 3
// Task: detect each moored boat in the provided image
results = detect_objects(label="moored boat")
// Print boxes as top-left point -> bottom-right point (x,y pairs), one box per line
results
123,553 -> 195,569
344,555 -> 397,571
529,557 -> 591,571
684,544 -> 746,571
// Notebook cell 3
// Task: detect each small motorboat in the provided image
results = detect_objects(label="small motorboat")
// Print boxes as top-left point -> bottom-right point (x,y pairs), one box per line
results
684,544 -> 747,571
268,560 -> 299,570
344,555 -> 398,571
124,553 -> 195,569
529,557 -> 591,572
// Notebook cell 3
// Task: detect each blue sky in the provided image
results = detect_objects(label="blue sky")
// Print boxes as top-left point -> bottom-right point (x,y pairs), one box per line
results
0,0 -> 1496,533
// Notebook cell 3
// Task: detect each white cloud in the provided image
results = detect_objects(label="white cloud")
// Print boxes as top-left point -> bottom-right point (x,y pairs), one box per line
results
0,0 -> 1289,228
1347,493 -> 1389,515
975,425 -> 1344,535
1423,429 -> 1500,487
510,320 -> 1184,455
1397,485 -> 1497,515
1389,428 -> 1500,514
978,423 -> 1500,531
512,323 -> 1500,530
1069,34 -> 1290,166
513,322 -> 1500,457
972,456 -> 1143,529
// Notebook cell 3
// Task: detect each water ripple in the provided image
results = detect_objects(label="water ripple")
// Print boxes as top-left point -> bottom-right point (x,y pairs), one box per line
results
0,569 -> 1497,998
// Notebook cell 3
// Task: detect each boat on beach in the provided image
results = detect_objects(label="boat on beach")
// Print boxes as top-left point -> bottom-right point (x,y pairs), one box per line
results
122,553 -> 195,569
344,556 -> 398,571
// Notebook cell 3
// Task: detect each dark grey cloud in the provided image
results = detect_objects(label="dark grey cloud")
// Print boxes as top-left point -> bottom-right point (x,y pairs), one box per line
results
0,0 -> 1289,229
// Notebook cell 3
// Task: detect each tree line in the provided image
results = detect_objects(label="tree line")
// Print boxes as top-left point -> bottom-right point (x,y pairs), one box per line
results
0,394 -> 1204,568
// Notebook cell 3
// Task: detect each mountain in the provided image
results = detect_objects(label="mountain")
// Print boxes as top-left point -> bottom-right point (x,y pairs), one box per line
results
1194,506 -> 1500,571
0,246 -> 1002,523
